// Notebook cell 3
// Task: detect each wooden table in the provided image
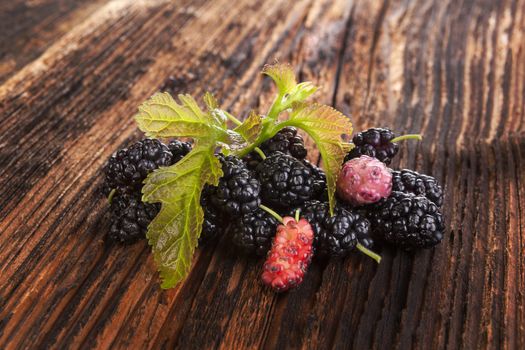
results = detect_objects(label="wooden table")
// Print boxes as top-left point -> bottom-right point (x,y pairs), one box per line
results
1,0 -> 524,348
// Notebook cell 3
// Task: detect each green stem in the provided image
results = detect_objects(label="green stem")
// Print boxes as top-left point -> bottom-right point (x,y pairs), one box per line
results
254,147 -> 266,160
259,204 -> 284,223
224,111 -> 242,126
267,94 -> 284,121
391,134 -> 422,143
235,93 -> 288,158
107,188 -> 116,204
294,209 -> 300,222
356,243 -> 382,264
237,119 -> 281,158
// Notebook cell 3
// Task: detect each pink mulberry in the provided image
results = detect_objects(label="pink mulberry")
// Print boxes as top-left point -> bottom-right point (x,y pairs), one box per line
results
261,216 -> 314,292
337,155 -> 392,205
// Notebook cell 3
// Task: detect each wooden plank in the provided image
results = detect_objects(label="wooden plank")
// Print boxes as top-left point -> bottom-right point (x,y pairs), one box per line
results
0,0 -> 110,84
0,0 -> 524,348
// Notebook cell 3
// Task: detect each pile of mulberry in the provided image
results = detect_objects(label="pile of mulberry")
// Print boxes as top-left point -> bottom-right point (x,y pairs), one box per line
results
101,122 -> 446,293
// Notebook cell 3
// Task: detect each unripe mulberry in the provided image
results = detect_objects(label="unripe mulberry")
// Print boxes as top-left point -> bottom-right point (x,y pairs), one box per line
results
337,155 -> 392,205
261,216 -> 314,292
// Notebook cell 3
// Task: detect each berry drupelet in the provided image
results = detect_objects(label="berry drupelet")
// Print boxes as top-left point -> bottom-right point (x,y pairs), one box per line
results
345,128 -> 399,165
199,188 -> 225,245
367,191 -> 445,251
256,151 -> 314,209
303,160 -> 327,200
262,216 -> 314,292
104,139 -> 173,196
109,194 -> 159,244
207,154 -> 261,215
391,169 -> 443,207
168,140 -> 192,163
296,200 -> 372,257
244,127 -> 307,169
231,208 -> 279,256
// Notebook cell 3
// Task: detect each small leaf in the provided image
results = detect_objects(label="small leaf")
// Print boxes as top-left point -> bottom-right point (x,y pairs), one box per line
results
142,141 -> 222,288
203,91 -> 219,110
287,103 -> 352,215
262,63 -> 297,95
263,64 -> 318,120
203,92 -> 229,127
284,82 -> 318,107
233,111 -> 263,144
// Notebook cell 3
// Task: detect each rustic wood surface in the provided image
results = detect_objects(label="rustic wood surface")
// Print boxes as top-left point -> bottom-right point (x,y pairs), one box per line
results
1,0 -> 524,348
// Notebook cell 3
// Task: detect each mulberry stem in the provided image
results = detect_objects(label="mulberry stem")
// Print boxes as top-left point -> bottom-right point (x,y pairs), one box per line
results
259,204 -> 283,223
224,111 -> 242,126
254,147 -> 266,160
107,188 -> 116,204
356,243 -> 382,264
391,134 -> 422,143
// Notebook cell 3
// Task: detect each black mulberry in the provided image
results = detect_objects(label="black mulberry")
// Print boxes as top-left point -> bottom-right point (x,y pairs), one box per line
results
302,160 -> 327,200
244,127 -> 307,169
345,128 -> 399,165
295,200 -> 372,257
231,208 -> 279,256
256,152 -> 315,209
367,191 -> 445,250
392,169 -> 443,206
207,155 -> 261,215
168,139 -> 192,163
199,189 -> 225,245
109,194 -> 159,244
104,139 -> 173,196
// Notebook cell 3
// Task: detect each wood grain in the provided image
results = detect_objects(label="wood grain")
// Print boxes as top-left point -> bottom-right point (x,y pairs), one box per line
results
0,0 -> 524,349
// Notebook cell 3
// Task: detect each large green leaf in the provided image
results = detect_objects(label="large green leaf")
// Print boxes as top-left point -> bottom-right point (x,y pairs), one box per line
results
142,141 -> 222,288
135,92 -> 243,288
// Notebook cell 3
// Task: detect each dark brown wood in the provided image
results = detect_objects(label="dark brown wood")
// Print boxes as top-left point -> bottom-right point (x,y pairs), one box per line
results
0,0 -> 524,348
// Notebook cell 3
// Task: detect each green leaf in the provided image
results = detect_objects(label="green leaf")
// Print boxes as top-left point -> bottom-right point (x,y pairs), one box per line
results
263,63 -> 318,121
142,141 -> 222,288
286,103 -> 352,215
233,111 -> 263,144
262,63 -> 297,95
135,92 -> 226,138
284,82 -> 318,107
136,92 -> 247,288
203,91 -> 219,110
203,92 -> 229,127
